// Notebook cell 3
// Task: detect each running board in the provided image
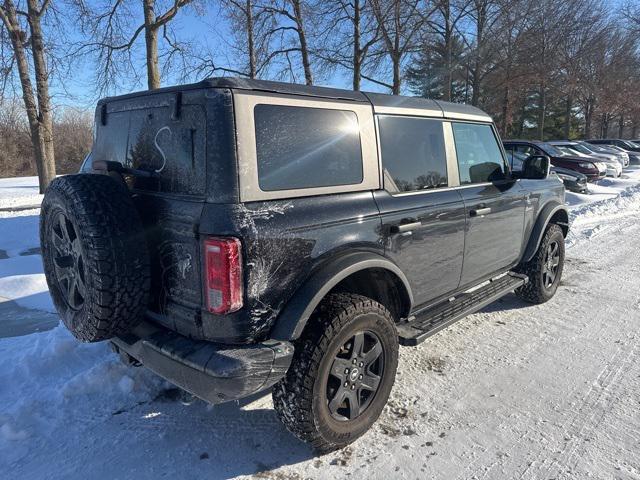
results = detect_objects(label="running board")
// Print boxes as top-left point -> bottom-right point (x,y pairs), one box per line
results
397,272 -> 527,346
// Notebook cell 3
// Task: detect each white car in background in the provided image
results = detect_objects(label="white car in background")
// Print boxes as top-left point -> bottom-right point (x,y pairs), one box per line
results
549,141 -> 622,177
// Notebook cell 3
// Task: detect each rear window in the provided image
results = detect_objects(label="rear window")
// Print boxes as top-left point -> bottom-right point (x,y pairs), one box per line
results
377,116 -> 448,192
93,104 -> 206,196
254,104 -> 363,191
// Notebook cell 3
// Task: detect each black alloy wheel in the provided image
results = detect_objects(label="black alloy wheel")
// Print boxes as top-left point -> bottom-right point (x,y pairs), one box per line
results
327,330 -> 384,421
515,223 -> 565,304
272,293 -> 399,452
50,211 -> 87,310
542,239 -> 560,290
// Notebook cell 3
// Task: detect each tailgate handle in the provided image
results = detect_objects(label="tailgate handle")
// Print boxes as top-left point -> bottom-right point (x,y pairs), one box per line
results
470,207 -> 491,217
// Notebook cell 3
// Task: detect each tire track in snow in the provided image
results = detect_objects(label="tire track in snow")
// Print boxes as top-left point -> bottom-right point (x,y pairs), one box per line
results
522,335 -> 639,479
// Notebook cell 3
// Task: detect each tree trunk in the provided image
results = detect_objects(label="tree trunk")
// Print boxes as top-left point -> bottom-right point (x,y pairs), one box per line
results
618,114 -> 624,138
537,85 -> 546,140
246,0 -> 256,78
632,122 -> 638,139
352,0 -> 361,91
500,84 -> 510,136
601,113 -> 609,138
27,0 -> 55,190
563,96 -> 572,139
1,0 -> 56,192
517,101 -> 526,137
442,0 -> 452,101
392,55 -> 401,95
143,0 -> 161,90
584,98 -> 593,138
471,1 -> 485,106
292,0 -> 313,85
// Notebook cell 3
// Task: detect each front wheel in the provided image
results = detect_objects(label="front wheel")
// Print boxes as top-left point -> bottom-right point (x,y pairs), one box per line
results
515,224 -> 565,304
272,293 -> 399,452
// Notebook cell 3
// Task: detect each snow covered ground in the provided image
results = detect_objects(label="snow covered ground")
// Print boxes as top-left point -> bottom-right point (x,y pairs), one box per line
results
1,172 -> 639,479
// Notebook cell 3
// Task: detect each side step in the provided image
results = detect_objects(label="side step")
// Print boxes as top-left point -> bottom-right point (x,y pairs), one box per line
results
397,272 -> 527,346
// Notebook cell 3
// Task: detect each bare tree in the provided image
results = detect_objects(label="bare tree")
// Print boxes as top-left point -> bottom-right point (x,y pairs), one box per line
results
314,0 -> 382,91
427,0 -> 470,101
75,0 -> 194,92
0,0 -> 56,192
259,0 -> 314,85
369,0 -> 429,94
464,0 -> 501,106
224,0 -> 258,77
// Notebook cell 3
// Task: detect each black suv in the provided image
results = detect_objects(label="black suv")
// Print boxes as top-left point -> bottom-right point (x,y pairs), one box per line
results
40,78 -> 568,452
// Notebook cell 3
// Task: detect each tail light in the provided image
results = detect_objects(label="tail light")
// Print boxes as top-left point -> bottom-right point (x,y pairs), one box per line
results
204,237 -> 243,314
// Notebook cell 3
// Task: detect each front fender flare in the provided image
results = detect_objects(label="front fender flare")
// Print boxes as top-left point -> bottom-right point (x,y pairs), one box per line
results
522,202 -> 569,263
269,252 -> 413,341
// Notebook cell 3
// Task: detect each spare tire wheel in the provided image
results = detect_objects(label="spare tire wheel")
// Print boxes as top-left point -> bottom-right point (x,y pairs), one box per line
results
40,174 -> 150,342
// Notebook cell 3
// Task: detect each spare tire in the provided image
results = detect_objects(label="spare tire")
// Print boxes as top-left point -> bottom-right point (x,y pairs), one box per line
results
40,174 -> 150,342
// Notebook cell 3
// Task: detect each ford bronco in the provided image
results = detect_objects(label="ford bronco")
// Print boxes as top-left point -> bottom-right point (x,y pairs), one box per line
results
40,78 -> 568,452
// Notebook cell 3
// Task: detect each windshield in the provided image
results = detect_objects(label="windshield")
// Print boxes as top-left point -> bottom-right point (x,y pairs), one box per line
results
539,143 -> 565,156
568,143 -> 593,155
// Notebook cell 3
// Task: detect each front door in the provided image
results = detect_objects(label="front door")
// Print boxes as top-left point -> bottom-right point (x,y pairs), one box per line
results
450,122 -> 526,286
374,115 -> 466,308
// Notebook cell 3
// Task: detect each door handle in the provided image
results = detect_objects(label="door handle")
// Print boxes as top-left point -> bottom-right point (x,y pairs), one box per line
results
390,221 -> 422,233
470,207 -> 491,217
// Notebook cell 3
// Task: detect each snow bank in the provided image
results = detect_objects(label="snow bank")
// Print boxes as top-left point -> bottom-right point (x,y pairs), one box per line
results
0,176 -> 42,212
0,326 -> 166,458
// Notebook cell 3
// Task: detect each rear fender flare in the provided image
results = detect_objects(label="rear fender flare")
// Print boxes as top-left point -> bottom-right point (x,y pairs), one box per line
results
522,202 -> 569,263
269,252 -> 413,341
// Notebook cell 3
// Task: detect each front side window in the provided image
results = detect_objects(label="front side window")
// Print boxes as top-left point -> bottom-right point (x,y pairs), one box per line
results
378,116 -> 448,193
254,104 -> 363,191
452,123 -> 507,184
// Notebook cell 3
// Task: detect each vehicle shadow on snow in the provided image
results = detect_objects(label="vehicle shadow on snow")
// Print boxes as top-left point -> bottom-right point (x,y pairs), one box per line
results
479,292 -> 532,313
112,388 -> 316,478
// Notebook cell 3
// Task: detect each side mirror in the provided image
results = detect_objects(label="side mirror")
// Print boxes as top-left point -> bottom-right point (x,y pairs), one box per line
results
520,155 -> 550,179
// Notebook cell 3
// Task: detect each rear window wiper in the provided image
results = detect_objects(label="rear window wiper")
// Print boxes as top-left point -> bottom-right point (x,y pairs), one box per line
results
92,160 -> 159,179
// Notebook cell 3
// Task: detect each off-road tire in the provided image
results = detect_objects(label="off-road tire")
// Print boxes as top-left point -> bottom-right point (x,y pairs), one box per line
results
515,224 -> 565,304
40,174 -> 150,342
272,293 -> 399,452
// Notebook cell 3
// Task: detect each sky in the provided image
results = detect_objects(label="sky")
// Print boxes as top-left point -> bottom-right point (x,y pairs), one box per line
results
47,1 -> 389,113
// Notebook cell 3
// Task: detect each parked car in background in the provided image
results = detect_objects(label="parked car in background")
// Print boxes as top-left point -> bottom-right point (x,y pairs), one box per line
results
548,141 -> 621,177
503,140 -> 606,182
587,139 -> 640,152
550,166 -> 588,193
586,139 -> 640,165
581,142 -> 630,167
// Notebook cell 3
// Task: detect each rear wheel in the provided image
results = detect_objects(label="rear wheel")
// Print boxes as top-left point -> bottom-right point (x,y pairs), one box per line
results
272,293 -> 399,452
515,224 -> 565,304
41,174 -> 150,342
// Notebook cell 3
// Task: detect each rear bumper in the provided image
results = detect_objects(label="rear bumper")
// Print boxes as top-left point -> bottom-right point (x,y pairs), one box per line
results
111,321 -> 294,404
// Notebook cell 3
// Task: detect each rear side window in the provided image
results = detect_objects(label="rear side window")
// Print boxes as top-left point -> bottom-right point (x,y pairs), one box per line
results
254,104 -> 363,191
377,116 -> 448,193
452,123 -> 506,184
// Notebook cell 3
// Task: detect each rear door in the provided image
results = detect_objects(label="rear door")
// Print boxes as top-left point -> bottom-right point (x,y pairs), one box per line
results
92,92 -> 210,338
451,122 -> 526,286
374,115 -> 466,307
